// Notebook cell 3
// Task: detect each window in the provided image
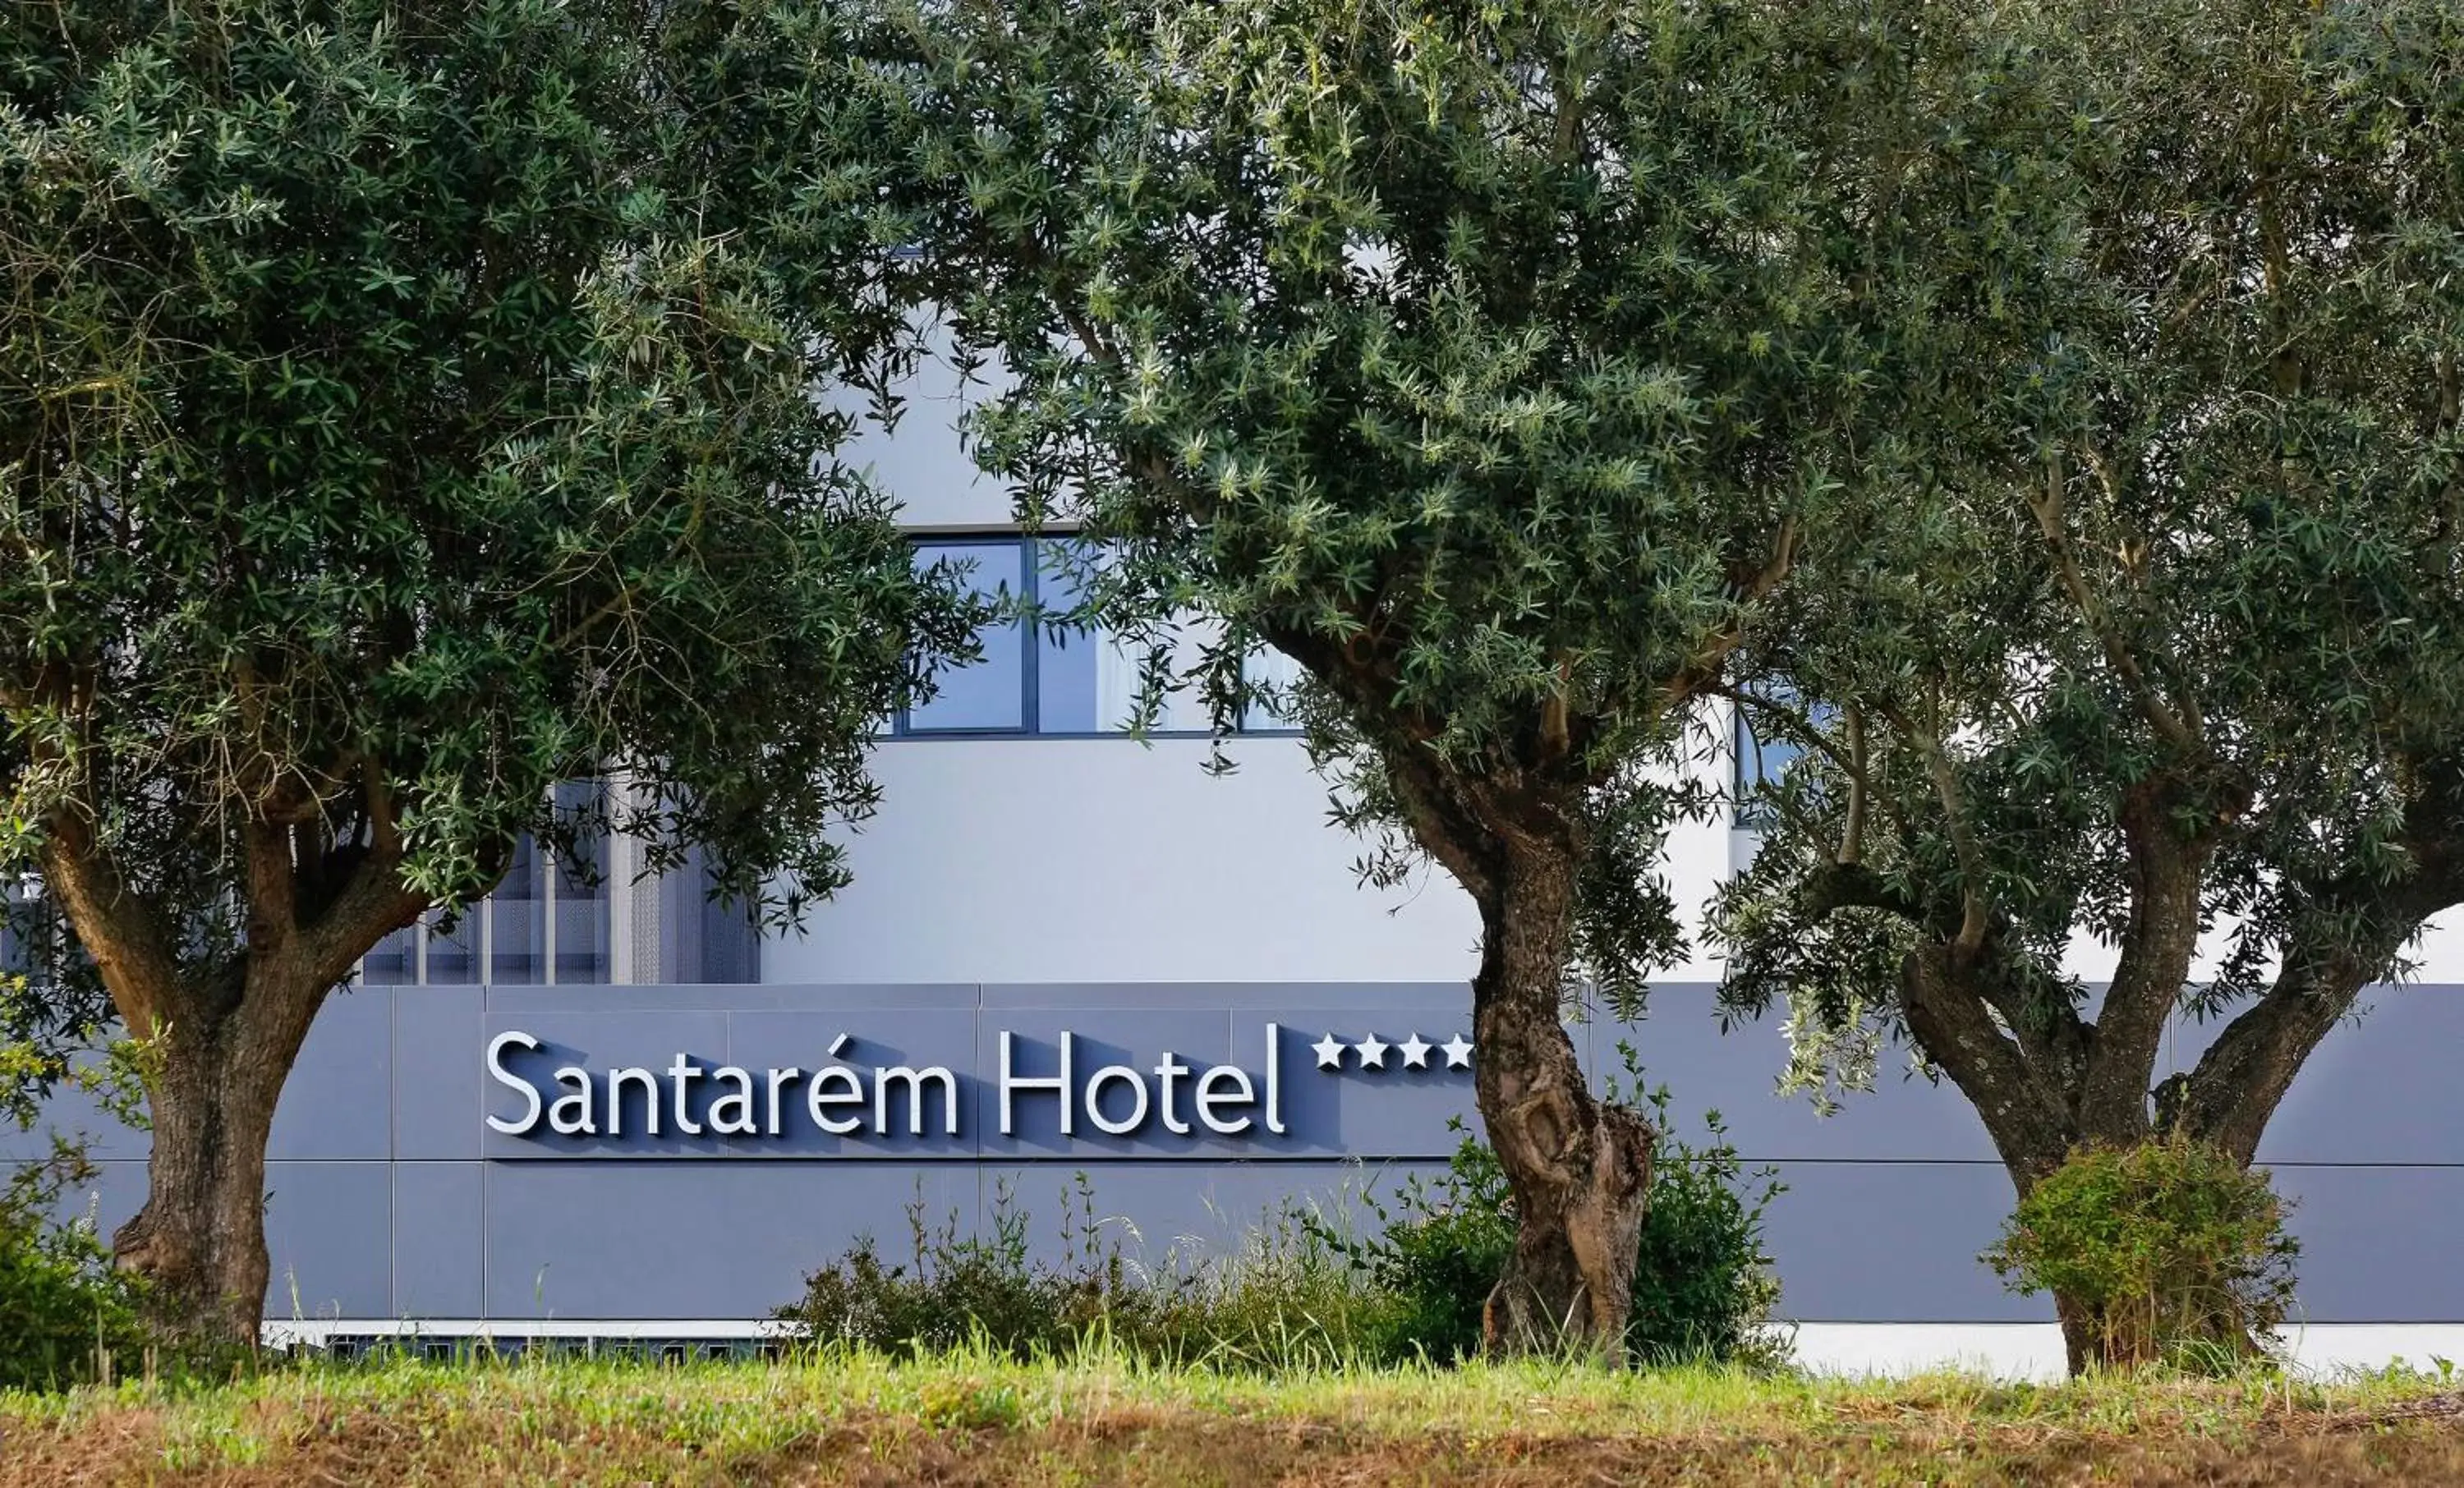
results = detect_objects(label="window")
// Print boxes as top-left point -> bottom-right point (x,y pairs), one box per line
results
894,535 -> 1302,737
359,868 -> 599,988
357,781 -> 618,987
1732,687 -> 1830,826
905,540 -> 1029,731
1735,710 -> 1807,800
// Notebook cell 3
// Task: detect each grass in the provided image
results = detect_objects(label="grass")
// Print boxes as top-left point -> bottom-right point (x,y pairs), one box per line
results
5,1347 -> 2463,1486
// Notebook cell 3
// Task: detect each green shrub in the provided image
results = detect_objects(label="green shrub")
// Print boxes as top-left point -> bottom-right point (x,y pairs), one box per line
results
773,1174 -> 1394,1371
1346,1137 -> 1511,1364
778,1063 -> 1784,1375
1984,1137 -> 2299,1372
0,1139 -> 148,1391
775,1178 -> 1106,1359
1344,1068 -> 1786,1367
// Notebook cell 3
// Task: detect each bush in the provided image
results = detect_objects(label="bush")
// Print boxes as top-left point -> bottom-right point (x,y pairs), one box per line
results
1345,1068 -> 1786,1367
777,1063 -> 1786,1374
0,1139 -> 148,1391
1984,1137 -> 2299,1372
773,1173 -> 1395,1371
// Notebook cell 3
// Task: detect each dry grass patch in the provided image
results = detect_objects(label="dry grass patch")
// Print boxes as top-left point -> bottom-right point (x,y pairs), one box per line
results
3,1352 -> 2461,1486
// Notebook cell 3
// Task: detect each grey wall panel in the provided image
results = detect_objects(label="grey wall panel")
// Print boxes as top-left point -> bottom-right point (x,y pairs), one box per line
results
269,989 -> 392,1161
393,1163 -> 485,1317
1758,1162 -> 2049,1324
56,1157 -> 145,1242
263,1162 -> 393,1321
393,984 -> 485,1160
2274,1167 -> 2464,1321
2257,990 -> 2464,1166
1585,990 -> 2003,1164
0,1074 -> 145,1162
1230,1013 -> 1477,1160
29,980 -> 2464,1325
979,1160 -> 1449,1272
481,1162 -> 970,1320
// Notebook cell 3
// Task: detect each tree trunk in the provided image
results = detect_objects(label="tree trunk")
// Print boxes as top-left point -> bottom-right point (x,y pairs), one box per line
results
2053,1293 -> 2106,1376
111,982 -> 327,1347
1474,851 -> 1655,1360
1901,948 -> 2138,1375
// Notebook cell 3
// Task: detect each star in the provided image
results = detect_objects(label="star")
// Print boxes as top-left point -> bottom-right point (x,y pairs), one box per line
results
1312,1032 -> 1347,1070
1397,1033 -> 1432,1069
1354,1033 -> 1389,1068
1441,1034 -> 1473,1070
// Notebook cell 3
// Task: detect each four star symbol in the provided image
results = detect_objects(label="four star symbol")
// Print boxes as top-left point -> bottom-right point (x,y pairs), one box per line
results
1308,1031 -> 1471,1073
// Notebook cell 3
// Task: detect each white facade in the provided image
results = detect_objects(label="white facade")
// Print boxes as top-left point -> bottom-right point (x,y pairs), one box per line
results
796,354 -> 2464,990
765,736 -> 1748,987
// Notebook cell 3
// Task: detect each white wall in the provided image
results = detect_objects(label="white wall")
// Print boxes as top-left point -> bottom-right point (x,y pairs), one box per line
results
763,737 -> 1485,984
840,341 -> 1014,532
757,731 -> 1789,987
761,698 -> 2464,991
830,367 -> 2464,990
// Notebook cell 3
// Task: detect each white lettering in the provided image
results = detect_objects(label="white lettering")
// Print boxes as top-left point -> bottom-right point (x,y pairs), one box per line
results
1264,1022 -> 1286,1135
1152,1052 -> 1193,1135
807,1063 -> 865,1134
765,1067 -> 802,1136
608,1067 -> 660,1137
1000,1031 -> 1072,1137
548,1067 -> 596,1135
1194,1065 -> 1256,1135
876,1065 -> 959,1137
1085,1064 -> 1149,1136
484,1031 -> 543,1135
667,1053 -> 705,1136
708,1067 -> 757,1136
484,1024 -> 1327,1147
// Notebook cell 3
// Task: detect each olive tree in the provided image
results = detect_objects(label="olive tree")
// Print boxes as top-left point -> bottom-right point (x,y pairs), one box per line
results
1712,0 -> 2464,1371
1,0 -> 977,1340
842,0 -> 2035,1353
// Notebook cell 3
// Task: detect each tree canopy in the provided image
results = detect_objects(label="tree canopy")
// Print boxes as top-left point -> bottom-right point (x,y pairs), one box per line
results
1710,0 -> 2464,1371
1,0 -> 978,1334
839,0 -> 2058,1351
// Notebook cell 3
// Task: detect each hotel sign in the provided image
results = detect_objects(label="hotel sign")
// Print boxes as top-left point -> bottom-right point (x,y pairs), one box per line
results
481,1018 -> 1477,1154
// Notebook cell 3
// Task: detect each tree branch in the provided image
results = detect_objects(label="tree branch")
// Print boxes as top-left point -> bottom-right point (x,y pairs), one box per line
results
38,814 -> 189,1038
243,821 -> 298,957
1655,517 -> 1799,717
2076,781 -> 2213,1139
1900,944 -> 2076,1184
2029,451 -> 2201,755
2162,779 -> 2464,1162
2156,929 -> 2368,1166
1839,705 -> 1866,866
1883,700 -> 1990,956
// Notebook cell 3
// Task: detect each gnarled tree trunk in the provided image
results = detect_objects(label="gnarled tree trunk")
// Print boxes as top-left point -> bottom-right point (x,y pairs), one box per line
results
112,974 -> 332,1346
1902,922 -> 2343,1376
41,807 -> 425,1351
1474,848 -> 1655,1360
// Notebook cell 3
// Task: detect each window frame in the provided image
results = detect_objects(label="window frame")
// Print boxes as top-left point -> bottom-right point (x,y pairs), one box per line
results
889,532 -> 1301,741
